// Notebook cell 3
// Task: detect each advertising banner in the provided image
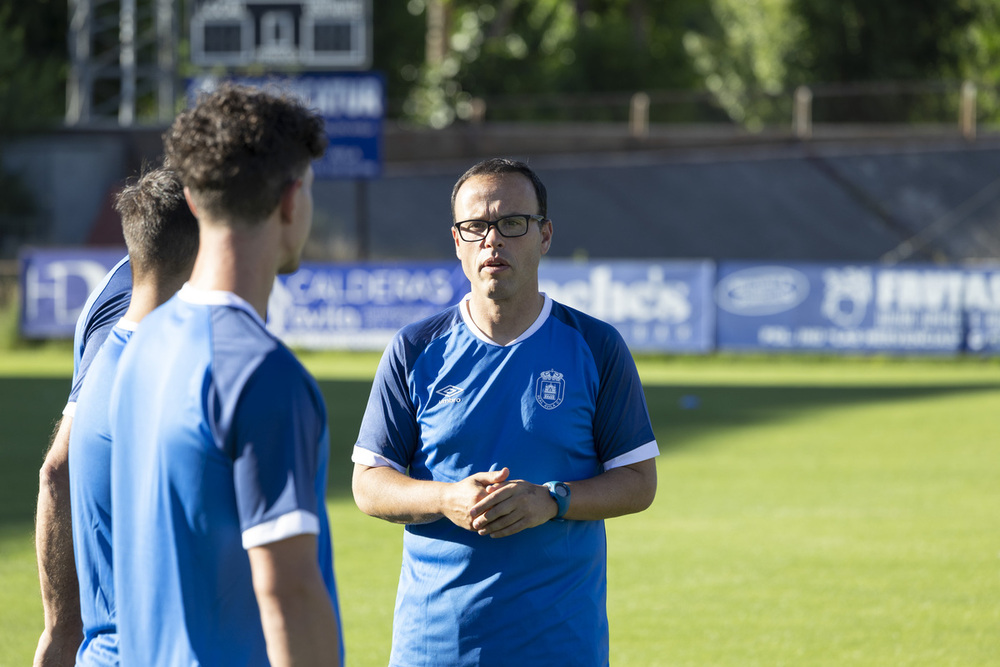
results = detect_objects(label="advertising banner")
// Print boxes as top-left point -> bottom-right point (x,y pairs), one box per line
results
715,261 -> 1000,354
22,250 -> 998,355
539,259 -> 716,353
266,261 -> 468,349
267,259 -> 716,352
188,72 -> 384,180
19,248 -> 126,338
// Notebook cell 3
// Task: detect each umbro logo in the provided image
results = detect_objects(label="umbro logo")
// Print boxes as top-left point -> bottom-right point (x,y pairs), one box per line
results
436,385 -> 464,403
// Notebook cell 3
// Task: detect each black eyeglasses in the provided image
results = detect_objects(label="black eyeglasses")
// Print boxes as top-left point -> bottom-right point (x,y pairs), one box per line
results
453,214 -> 547,242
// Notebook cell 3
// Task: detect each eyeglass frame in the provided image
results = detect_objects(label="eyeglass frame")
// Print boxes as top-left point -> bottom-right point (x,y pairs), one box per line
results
453,214 -> 549,242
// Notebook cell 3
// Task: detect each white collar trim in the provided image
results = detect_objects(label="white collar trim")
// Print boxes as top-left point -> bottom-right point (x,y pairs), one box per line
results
178,283 -> 266,328
459,293 -> 552,347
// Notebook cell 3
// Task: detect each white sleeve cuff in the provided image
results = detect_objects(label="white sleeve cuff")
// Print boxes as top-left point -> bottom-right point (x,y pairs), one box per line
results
604,440 -> 660,471
242,509 -> 319,550
352,445 -> 407,473
63,402 -> 76,418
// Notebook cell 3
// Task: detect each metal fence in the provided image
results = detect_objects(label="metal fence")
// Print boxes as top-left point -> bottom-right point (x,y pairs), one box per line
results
445,80 -> 994,140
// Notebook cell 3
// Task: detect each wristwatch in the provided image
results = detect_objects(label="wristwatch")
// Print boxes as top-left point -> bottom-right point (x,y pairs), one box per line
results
544,481 -> 571,521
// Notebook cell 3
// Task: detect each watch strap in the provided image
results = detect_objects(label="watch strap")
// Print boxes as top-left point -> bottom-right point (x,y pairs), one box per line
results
544,481 -> 570,521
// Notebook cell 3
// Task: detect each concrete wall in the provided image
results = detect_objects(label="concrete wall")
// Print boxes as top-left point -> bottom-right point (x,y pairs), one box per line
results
4,125 -> 1000,264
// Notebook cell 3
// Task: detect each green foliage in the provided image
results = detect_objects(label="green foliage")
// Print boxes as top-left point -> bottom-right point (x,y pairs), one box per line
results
0,5 -> 65,133
677,0 -> 1000,128
0,5 -> 61,255
371,3 -> 428,117
682,0 -> 803,130
790,0 -> 977,82
402,0 -> 705,126
7,1 -> 1000,129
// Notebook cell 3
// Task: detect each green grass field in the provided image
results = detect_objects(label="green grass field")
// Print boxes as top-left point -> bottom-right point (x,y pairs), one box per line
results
1,349 -> 998,665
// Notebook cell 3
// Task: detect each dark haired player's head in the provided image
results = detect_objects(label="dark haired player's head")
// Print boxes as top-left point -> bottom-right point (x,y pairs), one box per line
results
163,84 -> 327,226
450,157 -> 548,222
114,166 -> 199,289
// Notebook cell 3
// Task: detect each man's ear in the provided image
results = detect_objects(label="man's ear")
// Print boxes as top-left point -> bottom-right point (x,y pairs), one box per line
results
540,218 -> 553,255
183,187 -> 199,218
452,225 -> 462,257
279,179 -> 304,225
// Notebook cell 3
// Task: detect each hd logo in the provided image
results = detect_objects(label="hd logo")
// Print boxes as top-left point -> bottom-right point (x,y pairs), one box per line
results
535,370 -> 565,410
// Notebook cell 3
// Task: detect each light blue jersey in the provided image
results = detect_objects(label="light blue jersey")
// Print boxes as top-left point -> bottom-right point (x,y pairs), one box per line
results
110,285 -> 342,666
66,256 -> 131,414
69,321 -> 137,666
354,294 -> 658,667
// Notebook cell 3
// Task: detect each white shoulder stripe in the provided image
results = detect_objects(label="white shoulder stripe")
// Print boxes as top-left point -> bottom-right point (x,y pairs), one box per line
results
242,509 -> 319,550
604,440 -> 660,471
351,445 -> 407,474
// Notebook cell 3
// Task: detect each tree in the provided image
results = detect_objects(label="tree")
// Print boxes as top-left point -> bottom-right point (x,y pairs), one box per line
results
0,4 -> 64,256
681,0 -> 804,130
401,0 -> 705,127
0,4 -> 65,133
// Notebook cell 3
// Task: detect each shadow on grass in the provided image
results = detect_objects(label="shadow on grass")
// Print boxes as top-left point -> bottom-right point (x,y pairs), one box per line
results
2,377 -> 997,525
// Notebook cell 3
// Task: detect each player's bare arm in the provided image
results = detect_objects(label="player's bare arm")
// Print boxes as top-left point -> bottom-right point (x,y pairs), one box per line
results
353,463 -> 509,530
249,534 -> 341,667
471,458 -> 657,538
33,415 -> 82,667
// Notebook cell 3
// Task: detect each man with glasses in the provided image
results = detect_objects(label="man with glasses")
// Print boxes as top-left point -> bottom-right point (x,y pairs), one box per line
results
353,157 -> 659,666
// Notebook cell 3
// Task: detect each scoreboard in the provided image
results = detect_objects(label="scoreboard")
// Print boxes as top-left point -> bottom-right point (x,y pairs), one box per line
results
190,0 -> 371,69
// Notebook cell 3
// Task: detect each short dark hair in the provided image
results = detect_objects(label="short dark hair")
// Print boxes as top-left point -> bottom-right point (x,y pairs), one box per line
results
164,83 -> 327,225
450,157 -> 547,222
114,166 -> 199,280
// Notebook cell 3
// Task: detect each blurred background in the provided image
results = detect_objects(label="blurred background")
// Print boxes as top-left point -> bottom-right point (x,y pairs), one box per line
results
4,0 -> 1000,352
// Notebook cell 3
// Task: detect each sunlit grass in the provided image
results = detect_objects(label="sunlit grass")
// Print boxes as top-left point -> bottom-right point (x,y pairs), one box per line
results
1,352 -> 997,665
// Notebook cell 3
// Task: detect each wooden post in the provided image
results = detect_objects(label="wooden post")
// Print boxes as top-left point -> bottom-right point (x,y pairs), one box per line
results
960,80 -> 977,141
793,85 -> 812,140
425,0 -> 447,67
629,92 -> 650,139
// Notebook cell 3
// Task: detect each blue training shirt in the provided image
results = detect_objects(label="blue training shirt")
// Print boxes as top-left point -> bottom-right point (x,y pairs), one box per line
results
66,256 -> 131,415
354,294 -> 658,667
69,321 -> 137,666
110,285 -> 342,666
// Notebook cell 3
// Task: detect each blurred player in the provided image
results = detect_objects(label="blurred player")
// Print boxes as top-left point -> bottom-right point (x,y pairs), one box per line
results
352,157 -> 659,665
68,166 -> 198,666
110,84 -> 342,666
34,254 -> 130,666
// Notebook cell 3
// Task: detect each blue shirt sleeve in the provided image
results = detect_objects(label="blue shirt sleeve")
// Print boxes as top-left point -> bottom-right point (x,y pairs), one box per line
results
68,257 -> 131,407
355,331 -> 420,470
228,350 -> 327,538
566,310 -> 656,465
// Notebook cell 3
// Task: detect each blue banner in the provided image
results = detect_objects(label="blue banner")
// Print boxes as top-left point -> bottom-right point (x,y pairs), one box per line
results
21,250 -> 1000,355
266,262 -> 468,348
266,259 -> 716,352
538,259 -> 716,353
187,72 -> 384,180
715,261 -> 1000,353
19,248 -> 126,338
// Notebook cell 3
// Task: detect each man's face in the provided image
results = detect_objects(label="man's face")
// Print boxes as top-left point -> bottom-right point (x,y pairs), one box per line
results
278,164 -> 315,275
452,172 -> 552,303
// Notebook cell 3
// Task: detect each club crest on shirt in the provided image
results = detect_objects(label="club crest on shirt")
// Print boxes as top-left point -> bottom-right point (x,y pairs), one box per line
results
535,369 -> 565,410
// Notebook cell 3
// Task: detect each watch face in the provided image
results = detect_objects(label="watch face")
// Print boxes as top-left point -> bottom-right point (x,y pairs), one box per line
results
555,485 -> 569,497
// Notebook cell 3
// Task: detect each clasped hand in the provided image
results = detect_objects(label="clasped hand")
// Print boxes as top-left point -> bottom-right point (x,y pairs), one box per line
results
441,467 -> 558,538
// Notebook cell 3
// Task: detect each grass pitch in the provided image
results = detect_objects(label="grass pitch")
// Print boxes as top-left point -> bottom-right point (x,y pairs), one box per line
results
1,350 -> 998,665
